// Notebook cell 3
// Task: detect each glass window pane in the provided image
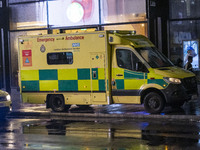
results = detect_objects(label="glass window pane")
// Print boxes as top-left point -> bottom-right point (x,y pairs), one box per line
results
169,20 -> 200,64
116,49 -> 133,70
101,0 -> 146,24
136,47 -> 173,68
48,0 -> 99,28
9,2 -> 47,30
169,0 -> 200,19
47,52 -> 73,65
9,0 -> 38,4
10,30 -> 47,87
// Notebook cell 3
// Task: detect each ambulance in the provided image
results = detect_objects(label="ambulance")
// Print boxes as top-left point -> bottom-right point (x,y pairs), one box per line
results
18,30 -> 198,114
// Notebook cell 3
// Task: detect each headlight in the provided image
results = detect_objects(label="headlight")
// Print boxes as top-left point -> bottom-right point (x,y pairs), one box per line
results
163,77 -> 181,84
6,95 -> 11,101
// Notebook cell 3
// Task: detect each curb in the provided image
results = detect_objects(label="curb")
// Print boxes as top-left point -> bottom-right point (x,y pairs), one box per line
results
7,111 -> 200,122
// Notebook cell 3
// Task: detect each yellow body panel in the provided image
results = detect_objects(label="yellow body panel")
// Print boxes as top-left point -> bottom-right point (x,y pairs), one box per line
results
65,93 -> 91,105
91,80 -> 99,91
124,79 -> 145,90
113,96 -> 140,104
22,93 -> 46,103
21,70 -> 39,81
58,69 -> 78,80
98,68 -> 105,79
153,67 -> 194,78
78,80 -> 91,91
39,80 -> 58,91
92,93 -> 107,103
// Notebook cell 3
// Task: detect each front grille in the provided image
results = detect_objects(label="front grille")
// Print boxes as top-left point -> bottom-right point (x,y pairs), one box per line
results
181,77 -> 197,94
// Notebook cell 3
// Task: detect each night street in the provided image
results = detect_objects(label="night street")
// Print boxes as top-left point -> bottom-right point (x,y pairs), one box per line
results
0,118 -> 199,150
0,86 -> 198,150
1,0 -> 200,149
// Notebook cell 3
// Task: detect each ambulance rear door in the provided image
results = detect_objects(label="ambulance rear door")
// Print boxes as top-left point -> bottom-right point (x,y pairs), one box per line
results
90,52 -> 107,104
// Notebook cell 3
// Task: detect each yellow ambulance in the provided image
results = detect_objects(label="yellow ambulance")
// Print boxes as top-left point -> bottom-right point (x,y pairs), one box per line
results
18,30 -> 198,114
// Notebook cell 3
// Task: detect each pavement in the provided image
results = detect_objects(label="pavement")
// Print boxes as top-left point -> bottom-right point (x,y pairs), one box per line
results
6,85 -> 200,122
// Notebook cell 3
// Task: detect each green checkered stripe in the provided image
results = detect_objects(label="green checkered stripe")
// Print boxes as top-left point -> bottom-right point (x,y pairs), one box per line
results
115,70 -> 168,90
21,69 -> 106,92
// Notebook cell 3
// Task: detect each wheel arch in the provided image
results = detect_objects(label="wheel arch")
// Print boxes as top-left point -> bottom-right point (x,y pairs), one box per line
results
140,88 -> 166,104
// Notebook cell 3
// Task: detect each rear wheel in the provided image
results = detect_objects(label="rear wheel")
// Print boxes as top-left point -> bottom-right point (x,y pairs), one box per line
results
49,95 -> 70,112
144,92 -> 165,114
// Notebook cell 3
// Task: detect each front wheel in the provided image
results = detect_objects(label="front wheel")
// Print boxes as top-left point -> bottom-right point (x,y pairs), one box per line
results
49,95 -> 70,112
144,92 -> 165,114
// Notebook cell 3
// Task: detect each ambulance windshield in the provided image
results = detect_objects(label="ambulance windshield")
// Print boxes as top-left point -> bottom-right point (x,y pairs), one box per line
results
136,47 -> 174,68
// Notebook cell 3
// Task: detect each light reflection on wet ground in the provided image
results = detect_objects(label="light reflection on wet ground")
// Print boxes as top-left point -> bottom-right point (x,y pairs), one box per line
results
0,118 -> 200,150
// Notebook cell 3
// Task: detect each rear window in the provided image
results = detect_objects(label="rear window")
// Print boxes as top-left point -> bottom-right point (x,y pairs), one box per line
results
47,52 -> 73,65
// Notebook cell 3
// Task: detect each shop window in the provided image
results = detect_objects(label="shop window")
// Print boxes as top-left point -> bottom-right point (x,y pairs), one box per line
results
101,0 -> 146,24
48,0 -> 99,28
170,0 -> 200,19
9,0 -> 38,4
9,2 -> 47,30
169,20 -> 200,64
47,52 -> 73,65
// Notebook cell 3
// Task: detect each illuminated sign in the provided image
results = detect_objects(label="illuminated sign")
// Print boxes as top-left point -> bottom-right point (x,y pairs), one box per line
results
66,2 -> 84,23
183,40 -> 199,69
48,0 -> 99,27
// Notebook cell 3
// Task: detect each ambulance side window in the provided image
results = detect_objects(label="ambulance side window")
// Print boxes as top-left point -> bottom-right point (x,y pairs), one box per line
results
116,49 -> 132,70
116,49 -> 142,71
47,52 -> 73,65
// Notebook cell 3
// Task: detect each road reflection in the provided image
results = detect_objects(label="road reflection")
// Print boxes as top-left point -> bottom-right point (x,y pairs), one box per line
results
0,118 -> 200,149
22,119 -> 200,150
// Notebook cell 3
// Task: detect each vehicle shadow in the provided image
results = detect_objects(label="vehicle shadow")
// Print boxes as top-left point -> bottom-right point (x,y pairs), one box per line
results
69,105 -> 95,113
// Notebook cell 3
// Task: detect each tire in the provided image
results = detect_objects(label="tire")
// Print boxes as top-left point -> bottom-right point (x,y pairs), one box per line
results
49,95 -> 70,112
144,92 -> 165,114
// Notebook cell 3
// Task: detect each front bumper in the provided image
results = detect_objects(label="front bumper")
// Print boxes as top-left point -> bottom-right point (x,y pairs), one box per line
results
162,77 -> 198,104
0,100 -> 12,112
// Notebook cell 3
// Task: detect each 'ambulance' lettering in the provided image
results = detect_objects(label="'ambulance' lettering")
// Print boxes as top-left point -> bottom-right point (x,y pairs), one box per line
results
66,36 -> 84,40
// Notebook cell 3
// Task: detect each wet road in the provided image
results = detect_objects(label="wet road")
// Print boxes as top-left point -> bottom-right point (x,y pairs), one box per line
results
13,98 -> 200,116
0,118 -> 200,150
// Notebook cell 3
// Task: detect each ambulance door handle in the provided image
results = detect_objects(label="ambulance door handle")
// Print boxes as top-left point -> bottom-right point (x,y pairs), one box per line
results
93,71 -> 97,78
111,81 -> 115,85
116,74 -> 123,77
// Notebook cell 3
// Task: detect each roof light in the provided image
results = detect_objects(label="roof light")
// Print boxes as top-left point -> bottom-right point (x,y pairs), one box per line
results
109,30 -> 136,35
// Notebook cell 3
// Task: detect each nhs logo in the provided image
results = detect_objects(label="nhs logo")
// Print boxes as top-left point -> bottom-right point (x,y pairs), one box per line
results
72,43 -> 80,47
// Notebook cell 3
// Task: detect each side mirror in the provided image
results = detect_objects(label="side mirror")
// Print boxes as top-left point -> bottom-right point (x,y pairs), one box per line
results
136,62 -> 148,72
